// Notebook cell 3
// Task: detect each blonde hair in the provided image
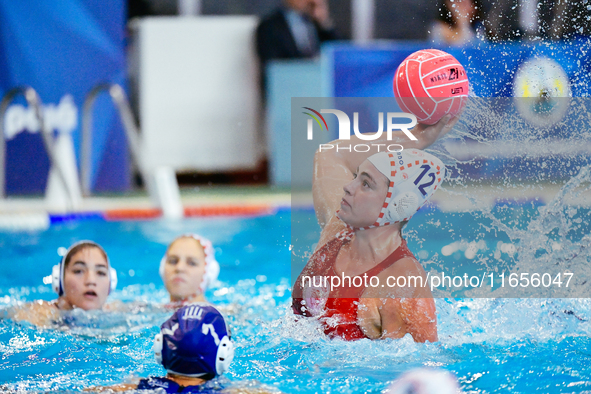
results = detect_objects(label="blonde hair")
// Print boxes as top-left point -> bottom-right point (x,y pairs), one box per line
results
166,236 -> 205,255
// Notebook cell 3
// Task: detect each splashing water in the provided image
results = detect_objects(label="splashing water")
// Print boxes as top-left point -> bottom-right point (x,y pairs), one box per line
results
3,88 -> 591,392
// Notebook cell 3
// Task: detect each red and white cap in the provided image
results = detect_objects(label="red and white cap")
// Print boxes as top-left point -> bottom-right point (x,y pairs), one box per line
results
358,149 -> 445,230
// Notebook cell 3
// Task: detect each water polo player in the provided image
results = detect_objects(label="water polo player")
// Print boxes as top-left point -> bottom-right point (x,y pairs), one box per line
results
292,116 -> 456,342
161,234 -> 220,307
9,240 -> 117,326
97,303 -> 234,392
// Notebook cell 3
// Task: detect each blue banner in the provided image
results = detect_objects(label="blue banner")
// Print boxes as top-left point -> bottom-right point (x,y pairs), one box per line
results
323,40 -> 591,182
0,0 -> 129,194
326,39 -> 591,98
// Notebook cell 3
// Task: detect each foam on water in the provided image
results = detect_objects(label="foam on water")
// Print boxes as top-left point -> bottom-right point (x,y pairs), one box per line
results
2,276 -> 591,392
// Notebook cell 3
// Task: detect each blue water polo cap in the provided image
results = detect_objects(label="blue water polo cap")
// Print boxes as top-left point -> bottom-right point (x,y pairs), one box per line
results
153,303 -> 234,379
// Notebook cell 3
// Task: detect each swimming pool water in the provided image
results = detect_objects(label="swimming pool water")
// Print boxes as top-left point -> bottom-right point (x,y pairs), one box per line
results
1,206 -> 591,393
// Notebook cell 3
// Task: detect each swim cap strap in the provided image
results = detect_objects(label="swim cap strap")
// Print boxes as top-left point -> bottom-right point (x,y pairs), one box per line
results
334,220 -> 354,241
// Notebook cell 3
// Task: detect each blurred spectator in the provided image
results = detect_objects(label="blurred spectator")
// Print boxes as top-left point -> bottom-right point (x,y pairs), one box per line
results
128,0 -> 153,19
483,0 -> 522,41
430,0 -> 485,45
255,0 -> 339,95
374,0 -> 436,40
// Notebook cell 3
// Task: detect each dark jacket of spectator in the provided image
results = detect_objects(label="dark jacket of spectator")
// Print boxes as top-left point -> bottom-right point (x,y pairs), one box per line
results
256,4 -> 339,98
256,7 -> 338,62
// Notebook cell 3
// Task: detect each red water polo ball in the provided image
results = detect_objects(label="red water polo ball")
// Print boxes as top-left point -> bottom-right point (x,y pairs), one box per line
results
393,49 -> 469,125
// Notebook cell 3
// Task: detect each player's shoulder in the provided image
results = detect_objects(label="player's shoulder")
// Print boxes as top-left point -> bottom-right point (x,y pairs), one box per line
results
315,214 -> 348,252
8,300 -> 58,326
20,299 -> 56,313
375,255 -> 432,298
380,254 -> 425,278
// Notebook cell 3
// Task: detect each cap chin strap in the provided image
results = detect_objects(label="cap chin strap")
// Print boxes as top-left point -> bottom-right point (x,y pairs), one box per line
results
336,196 -> 410,241
166,371 -> 212,379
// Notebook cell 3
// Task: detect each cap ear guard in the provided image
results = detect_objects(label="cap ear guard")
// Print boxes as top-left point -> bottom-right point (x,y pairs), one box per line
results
52,263 -> 63,295
159,256 -> 166,280
109,267 -> 118,293
386,192 -> 420,223
216,335 -> 234,375
216,309 -> 234,375
153,332 -> 164,365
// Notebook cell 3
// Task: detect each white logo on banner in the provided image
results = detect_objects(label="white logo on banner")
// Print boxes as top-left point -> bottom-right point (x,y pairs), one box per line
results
3,95 -> 78,140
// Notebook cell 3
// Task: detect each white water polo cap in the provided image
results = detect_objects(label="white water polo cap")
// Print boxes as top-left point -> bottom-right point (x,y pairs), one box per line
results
364,149 -> 445,228
160,234 -> 220,292
51,240 -> 117,296
385,368 -> 460,394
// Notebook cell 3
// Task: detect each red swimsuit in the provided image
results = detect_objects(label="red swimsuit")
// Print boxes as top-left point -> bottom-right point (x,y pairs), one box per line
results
292,235 -> 415,340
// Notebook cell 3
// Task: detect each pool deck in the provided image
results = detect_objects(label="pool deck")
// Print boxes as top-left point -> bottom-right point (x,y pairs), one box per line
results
0,181 -> 589,217
0,186 -> 292,214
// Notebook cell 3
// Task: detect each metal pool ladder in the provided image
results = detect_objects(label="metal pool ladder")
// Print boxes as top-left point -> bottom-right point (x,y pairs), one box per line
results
82,83 -> 183,219
0,86 -> 78,210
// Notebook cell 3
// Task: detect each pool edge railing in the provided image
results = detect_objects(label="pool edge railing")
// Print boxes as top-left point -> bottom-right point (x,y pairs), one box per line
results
81,83 -> 145,197
0,86 -> 78,209
81,83 -> 184,219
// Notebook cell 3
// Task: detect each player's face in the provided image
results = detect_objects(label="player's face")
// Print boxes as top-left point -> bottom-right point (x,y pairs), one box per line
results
163,238 -> 207,301
338,160 -> 389,228
62,247 -> 110,310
